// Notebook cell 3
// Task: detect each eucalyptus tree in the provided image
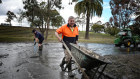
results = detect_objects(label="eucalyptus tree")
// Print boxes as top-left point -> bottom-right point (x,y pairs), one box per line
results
23,0 -> 38,24
22,0 -> 46,36
50,9 -> 65,29
17,9 -> 26,26
74,0 -> 103,39
22,0 -> 63,40
41,0 -> 63,40
130,0 -> 140,35
109,0 -> 139,29
5,11 -> 16,26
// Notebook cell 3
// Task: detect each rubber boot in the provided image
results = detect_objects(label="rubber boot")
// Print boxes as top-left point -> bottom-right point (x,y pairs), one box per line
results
39,45 -> 43,51
68,60 -> 72,71
60,57 -> 65,71
68,60 -> 74,77
38,45 -> 43,56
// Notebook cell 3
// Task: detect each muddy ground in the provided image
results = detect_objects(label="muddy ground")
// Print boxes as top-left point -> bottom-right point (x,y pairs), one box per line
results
104,54 -> 140,79
0,43 -> 140,79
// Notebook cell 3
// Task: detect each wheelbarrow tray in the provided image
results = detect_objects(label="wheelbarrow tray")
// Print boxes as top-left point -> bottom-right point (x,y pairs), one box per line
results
70,43 -> 109,69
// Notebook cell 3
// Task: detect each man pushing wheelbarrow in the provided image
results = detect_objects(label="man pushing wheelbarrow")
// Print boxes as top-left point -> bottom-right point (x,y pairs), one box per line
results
55,16 -> 79,77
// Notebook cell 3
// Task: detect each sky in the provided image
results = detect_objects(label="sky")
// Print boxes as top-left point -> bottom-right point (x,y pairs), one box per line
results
0,0 -> 112,30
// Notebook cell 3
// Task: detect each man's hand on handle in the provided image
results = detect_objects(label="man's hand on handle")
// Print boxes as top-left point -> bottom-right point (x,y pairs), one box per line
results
55,32 -> 62,43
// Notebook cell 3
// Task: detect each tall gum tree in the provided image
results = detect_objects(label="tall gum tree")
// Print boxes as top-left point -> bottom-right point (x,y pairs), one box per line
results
22,0 -> 64,41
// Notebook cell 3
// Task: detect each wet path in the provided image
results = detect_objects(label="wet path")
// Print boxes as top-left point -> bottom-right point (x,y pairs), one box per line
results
0,43 -> 139,79
0,43 -> 79,79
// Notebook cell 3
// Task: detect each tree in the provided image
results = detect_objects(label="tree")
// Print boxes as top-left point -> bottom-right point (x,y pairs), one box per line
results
130,23 -> 140,35
17,9 -> 26,26
109,0 -> 139,28
22,0 -> 46,36
130,0 -> 140,35
109,0 -> 140,35
22,0 -> 63,40
5,11 -> 16,26
40,0 -> 63,40
91,24 -> 104,33
74,0 -> 103,39
50,10 -> 65,29
105,26 -> 120,36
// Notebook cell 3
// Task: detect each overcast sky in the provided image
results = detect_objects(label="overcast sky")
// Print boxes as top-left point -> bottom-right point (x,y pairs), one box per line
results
0,0 -> 111,30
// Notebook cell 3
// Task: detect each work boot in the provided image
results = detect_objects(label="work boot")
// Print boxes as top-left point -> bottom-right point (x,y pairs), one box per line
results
68,60 -> 72,71
39,45 -> 43,51
60,57 -> 65,71
68,71 -> 74,77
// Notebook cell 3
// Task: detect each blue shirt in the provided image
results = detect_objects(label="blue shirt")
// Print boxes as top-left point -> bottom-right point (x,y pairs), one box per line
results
35,31 -> 44,40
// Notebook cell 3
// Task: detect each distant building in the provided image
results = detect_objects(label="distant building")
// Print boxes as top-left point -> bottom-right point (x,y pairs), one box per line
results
1,23 -> 11,26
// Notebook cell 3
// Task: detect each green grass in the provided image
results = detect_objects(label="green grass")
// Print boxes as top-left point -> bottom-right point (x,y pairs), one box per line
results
78,31 -> 115,44
0,25 -> 115,44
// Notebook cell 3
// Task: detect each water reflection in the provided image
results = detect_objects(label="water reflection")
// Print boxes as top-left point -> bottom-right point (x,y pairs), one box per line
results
78,43 -> 140,56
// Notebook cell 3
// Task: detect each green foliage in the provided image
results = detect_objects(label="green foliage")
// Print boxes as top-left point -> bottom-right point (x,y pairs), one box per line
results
5,11 -> 16,26
22,0 -> 63,26
49,9 -> 65,28
130,22 -> 140,35
74,0 -> 103,17
22,0 -> 40,25
109,0 -> 139,28
91,24 -> 104,33
74,0 -> 103,39
51,15 -> 65,28
22,0 -> 63,39
105,27 -> 120,36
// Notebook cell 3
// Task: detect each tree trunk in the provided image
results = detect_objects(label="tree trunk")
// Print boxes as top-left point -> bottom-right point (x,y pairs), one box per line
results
45,0 -> 51,41
82,25 -> 83,31
45,18 -> 50,41
10,21 -> 11,26
85,10 -> 90,39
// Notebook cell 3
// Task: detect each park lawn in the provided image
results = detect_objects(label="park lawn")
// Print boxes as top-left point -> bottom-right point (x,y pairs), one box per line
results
0,26 -> 115,44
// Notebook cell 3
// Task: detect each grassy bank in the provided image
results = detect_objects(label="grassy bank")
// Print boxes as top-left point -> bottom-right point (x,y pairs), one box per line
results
0,25 -> 115,44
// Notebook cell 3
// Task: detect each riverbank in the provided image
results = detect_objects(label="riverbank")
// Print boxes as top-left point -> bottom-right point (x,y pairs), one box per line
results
0,25 -> 115,44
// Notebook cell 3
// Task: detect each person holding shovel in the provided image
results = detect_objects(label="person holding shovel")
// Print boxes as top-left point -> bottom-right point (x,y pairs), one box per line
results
55,16 -> 79,77
32,29 -> 44,50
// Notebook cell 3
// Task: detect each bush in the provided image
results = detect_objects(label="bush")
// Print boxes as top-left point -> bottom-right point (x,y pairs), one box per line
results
91,24 -> 104,33
105,27 -> 120,36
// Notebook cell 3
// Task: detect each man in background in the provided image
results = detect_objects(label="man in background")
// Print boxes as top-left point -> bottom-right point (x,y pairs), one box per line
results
32,29 -> 44,50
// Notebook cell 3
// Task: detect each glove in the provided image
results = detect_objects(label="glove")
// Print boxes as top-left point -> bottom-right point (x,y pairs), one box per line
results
34,38 -> 36,45
34,42 -> 36,45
